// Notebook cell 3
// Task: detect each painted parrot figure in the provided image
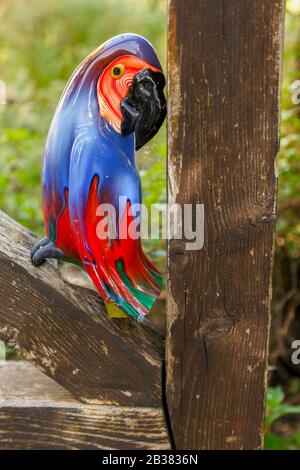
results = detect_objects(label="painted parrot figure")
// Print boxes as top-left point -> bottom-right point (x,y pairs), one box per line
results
31,34 -> 167,321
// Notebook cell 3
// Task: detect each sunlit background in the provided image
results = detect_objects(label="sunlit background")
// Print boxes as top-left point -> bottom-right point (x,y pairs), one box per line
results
0,0 -> 300,449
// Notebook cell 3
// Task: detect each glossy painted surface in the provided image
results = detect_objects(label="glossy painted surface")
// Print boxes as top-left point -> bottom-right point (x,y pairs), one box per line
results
42,34 -> 166,320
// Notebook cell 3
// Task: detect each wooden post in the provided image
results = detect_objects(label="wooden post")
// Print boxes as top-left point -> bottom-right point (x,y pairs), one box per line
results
167,0 -> 285,450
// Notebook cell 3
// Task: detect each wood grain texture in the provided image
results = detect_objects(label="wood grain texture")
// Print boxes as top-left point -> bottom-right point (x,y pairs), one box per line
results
0,361 -> 170,450
0,211 -> 163,407
167,0 -> 285,449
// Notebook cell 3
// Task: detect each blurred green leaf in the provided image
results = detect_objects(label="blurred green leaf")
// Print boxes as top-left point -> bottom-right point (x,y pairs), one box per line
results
266,386 -> 300,427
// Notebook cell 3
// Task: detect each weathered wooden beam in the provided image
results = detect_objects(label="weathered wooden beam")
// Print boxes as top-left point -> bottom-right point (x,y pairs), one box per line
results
167,0 -> 285,449
0,210 -> 163,407
0,361 -> 170,450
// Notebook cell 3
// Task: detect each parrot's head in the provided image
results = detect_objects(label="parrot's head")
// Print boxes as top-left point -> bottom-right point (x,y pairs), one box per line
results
97,34 -> 166,150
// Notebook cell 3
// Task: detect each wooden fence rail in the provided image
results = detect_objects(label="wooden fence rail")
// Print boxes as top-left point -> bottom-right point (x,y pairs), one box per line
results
0,361 -> 170,450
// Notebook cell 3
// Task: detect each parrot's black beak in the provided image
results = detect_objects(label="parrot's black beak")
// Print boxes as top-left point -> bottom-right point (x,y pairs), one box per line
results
120,68 -> 167,150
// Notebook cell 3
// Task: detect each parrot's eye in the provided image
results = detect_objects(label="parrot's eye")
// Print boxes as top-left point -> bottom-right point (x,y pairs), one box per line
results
111,64 -> 125,79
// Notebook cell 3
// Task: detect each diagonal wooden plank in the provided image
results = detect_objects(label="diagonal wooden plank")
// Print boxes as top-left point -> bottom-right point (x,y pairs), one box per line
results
167,0 -> 285,449
0,210 -> 164,407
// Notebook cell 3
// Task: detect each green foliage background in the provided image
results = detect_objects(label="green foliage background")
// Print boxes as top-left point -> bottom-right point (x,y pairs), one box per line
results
277,3 -> 300,256
0,0 -> 166,273
1,0 -> 300,450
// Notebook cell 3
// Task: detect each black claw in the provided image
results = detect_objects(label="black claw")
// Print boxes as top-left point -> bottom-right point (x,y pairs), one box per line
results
31,238 -> 65,267
30,237 -> 49,259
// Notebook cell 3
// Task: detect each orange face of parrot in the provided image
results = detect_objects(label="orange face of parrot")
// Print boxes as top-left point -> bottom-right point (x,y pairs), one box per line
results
97,54 -> 166,150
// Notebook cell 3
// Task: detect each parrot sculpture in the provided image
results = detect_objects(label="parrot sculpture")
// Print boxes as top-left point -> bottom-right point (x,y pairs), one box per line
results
30,34 -> 167,321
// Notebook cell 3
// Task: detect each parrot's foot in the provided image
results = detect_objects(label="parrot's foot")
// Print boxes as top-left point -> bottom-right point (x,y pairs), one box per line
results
31,237 -> 65,267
